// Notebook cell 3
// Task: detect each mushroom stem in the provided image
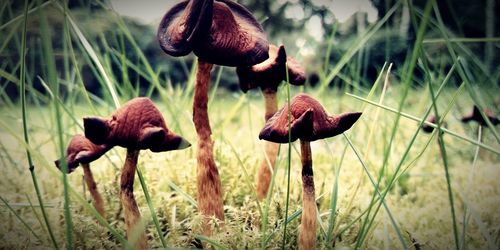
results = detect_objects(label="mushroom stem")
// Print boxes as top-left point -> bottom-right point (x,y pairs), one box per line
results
256,89 -> 280,200
299,140 -> 316,250
82,163 -> 105,218
262,89 -> 278,121
193,59 -> 224,233
120,149 -> 147,250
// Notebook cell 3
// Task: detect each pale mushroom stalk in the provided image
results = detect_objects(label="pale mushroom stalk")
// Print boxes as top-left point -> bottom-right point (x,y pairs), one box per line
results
259,94 -> 362,250
82,163 -> 105,217
193,60 -> 224,227
54,134 -> 111,218
158,0 -> 269,235
256,89 -> 280,199
236,45 -> 305,200
299,140 -> 316,250
120,149 -> 147,250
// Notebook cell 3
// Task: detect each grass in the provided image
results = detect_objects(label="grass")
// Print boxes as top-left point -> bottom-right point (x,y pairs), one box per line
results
0,0 -> 499,249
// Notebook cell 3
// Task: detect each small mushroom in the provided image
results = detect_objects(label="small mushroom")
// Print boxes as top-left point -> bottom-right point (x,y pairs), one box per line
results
259,94 -> 362,250
54,134 -> 111,217
421,115 -> 447,133
236,44 -> 305,200
461,105 -> 499,127
158,0 -> 269,233
84,97 -> 190,249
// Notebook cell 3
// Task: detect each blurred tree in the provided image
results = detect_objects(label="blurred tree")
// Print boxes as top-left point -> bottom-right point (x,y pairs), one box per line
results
371,0 -> 499,72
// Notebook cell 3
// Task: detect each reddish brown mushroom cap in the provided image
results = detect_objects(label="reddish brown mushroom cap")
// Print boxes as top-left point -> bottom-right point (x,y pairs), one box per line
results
461,105 -> 499,126
54,134 -> 111,173
83,97 -> 191,152
158,0 -> 269,66
259,94 -> 362,143
157,0 -> 213,57
236,44 -> 306,93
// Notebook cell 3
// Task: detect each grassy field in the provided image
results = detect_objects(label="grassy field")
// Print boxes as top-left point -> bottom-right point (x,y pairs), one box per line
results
0,0 -> 499,249
1,85 -> 499,249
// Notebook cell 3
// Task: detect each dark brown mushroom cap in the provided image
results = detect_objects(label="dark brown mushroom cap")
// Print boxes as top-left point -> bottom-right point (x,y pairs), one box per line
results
259,94 -> 362,143
158,0 -> 269,66
236,44 -> 306,93
83,97 -> 191,152
54,134 -> 111,173
157,0 -> 213,57
421,115 -> 447,133
461,105 -> 499,126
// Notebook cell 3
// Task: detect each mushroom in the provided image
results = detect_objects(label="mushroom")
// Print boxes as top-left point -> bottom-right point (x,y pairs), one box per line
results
54,134 -> 111,217
421,115 -> 447,133
236,44 -> 306,200
157,0 -> 269,232
259,94 -> 362,249
461,105 -> 499,127
83,97 -> 190,249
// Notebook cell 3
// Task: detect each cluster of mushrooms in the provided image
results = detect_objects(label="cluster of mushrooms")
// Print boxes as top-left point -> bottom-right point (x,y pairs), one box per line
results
55,0 -> 500,249
54,0 -> 364,249
56,98 -> 190,249
422,105 -> 499,133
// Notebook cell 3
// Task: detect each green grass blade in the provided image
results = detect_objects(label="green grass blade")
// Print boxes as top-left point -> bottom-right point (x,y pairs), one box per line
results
423,37 -> 500,43
0,195 -> 41,241
318,1 -> 401,94
62,6 -> 120,108
461,126 -> 482,248
223,137 -> 263,217
426,65 -> 459,250
281,64 -> 292,250
0,118 -> 132,249
195,234 -> 227,250
19,0 -> 58,248
325,144 -> 347,248
344,134 -> 406,248
347,94 -> 499,155
39,2 -> 74,247
136,166 -> 168,248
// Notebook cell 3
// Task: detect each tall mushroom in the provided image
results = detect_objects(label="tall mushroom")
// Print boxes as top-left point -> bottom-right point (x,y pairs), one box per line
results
83,97 -> 190,250
54,134 -> 111,217
157,0 -> 269,231
259,94 -> 362,250
236,44 -> 306,200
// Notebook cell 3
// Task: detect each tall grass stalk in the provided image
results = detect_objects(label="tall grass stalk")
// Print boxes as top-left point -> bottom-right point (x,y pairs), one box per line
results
347,94 -> 499,155
336,63 -> 389,242
0,115 -> 132,248
355,1 -> 435,247
318,0 -> 401,94
0,0 -> 52,30
63,9 -> 120,108
19,0 -> 58,248
325,144 -> 347,247
136,165 -> 168,248
430,4 -> 499,143
59,4 -> 172,246
39,1 -> 74,247
355,78 -> 464,249
346,132 -> 405,249
426,65 -> 459,250
281,65 -> 292,250
461,126 -> 482,248
223,137 -> 263,217
0,195 -> 41,240
261,145 -> 282,249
